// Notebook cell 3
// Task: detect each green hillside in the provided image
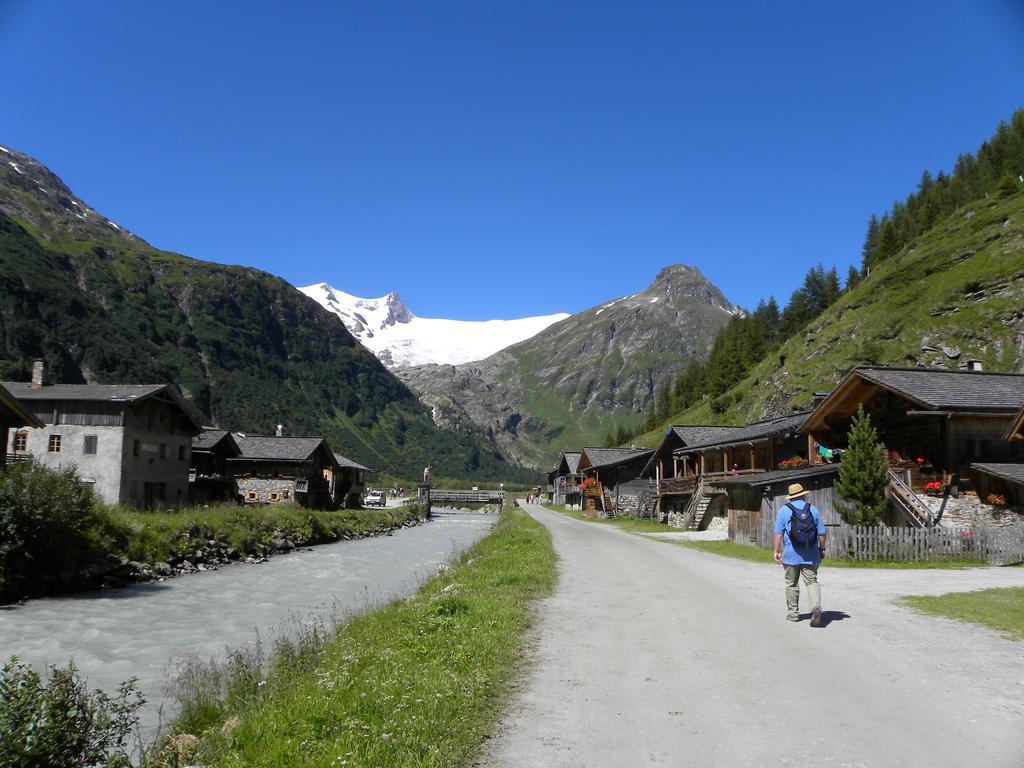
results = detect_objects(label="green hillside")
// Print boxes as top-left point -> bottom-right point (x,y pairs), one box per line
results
0,147 -> 534,483
635,110 -> 1024,445
637,187 -> 1024,446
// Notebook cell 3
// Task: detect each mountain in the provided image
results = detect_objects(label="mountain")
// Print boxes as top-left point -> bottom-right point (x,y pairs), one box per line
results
0,143 -> 534,483
299,282 -> 569,368
398,264 -> 739,468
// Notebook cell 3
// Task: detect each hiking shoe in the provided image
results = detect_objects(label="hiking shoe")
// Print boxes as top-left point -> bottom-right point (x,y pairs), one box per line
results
786,614 -> 800,622
810,608 -> 822,627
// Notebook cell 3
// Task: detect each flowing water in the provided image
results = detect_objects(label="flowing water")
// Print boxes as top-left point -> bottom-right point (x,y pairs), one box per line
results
0,509 -> 495,733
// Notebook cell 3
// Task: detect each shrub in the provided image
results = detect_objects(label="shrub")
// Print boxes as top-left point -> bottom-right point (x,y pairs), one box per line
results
0,656 -> 143,768
0,463 -> 125,600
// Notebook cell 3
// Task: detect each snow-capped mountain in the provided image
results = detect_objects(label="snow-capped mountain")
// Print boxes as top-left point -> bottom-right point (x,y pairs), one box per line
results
300,282 -> 570,368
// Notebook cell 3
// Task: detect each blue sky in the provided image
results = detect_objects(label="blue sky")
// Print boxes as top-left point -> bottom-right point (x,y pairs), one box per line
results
1,1 -> 1022,319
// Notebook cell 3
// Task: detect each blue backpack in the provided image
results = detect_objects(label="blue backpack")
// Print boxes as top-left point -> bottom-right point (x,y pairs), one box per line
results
786,502 -> 818,549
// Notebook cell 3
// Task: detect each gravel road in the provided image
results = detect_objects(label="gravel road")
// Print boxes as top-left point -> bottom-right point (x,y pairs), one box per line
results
478,503 -> 1024,768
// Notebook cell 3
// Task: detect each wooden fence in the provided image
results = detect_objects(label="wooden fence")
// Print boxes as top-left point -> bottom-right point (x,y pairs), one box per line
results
732,518 -> 1024,565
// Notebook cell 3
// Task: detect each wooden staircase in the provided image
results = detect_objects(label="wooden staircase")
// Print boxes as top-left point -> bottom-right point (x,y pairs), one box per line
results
887,469 -> 934,528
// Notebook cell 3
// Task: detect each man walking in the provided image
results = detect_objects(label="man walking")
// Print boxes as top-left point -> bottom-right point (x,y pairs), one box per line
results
773,482 -> 827,626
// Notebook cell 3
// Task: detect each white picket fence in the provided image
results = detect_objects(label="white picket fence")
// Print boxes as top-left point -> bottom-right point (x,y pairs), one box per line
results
733,519 -> 1024,565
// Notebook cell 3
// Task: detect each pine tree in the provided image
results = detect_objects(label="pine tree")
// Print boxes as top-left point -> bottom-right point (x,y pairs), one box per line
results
845,265 -> 861,292
834,405 -> 889,525
861,214 -> 880,269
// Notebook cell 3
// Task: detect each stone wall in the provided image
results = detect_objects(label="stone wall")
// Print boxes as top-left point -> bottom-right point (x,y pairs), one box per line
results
236,476 -> 298,504
924,493 -> 1024,530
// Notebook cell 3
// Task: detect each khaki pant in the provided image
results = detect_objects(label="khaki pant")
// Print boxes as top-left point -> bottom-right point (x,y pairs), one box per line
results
784,564 -> 821,618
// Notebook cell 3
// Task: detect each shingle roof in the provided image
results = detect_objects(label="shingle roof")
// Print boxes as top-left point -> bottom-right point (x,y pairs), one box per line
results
970,463 -> 1024,486
582,447 -> 654,469
563,452 -> 582,474
712,463 -> 840,488
1,382 -> 168,402
1,381 -> 202,432
232,435 -> 326,462
854,367 -> 1024,411
676,412 -> 811,452
334,452 -> 371,471
669,425 -> 737,446
193,429 -> 233,451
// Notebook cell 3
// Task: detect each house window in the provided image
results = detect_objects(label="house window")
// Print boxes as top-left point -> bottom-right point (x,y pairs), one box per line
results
178,445 -> 186,461
159,443 -> 167,459
48,434 -> 61,453
268,492 -> 280,502
282,490 -> 290,499
12,432 -> 27,452
246,491 -> 259,501
133,439 -> 140,457
83,435 -> 98,455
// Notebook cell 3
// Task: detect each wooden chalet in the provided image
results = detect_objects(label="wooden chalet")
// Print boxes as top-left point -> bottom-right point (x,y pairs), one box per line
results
801,366 -> 1024,497
714,464 -> 843,542
190,429 -> 241,504
970,404 -> 1024,508
333,452 -> 371,508
550,451 -> 583,508
578,447 -> 654,516
641,413 -> 811,528
230,435 -> 345,509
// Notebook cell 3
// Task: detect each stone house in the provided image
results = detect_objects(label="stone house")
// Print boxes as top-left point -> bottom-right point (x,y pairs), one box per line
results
230,435 -> 346,509
2,363 -> 201,507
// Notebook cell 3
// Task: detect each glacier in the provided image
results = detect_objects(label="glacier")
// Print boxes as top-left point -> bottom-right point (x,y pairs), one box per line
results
300,282 -> 569,368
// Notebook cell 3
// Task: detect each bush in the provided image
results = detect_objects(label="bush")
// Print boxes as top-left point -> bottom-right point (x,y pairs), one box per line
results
0,656 -> 143,767
0,463 -> 124,600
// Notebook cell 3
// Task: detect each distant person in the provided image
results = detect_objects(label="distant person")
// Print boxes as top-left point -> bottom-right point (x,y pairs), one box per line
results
773,483 -> 827,626
731,463 -> 739,476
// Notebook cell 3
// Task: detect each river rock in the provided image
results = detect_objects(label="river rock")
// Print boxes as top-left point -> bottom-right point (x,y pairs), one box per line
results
154,562 -> 173,577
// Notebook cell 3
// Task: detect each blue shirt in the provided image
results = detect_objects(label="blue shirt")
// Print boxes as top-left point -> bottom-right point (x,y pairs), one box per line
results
774,499 -> 826,566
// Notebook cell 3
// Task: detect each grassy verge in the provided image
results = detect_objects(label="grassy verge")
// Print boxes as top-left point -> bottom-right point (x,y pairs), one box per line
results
675,539 -> 987,569
898,587 -> 1024,639
149,505 -> 556,768
545,504 -> 668,534
116,503 -> 426,565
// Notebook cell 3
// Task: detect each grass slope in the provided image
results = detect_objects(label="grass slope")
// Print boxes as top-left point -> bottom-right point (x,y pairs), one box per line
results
151,505 -> 556,767
636,191 -> 1024,445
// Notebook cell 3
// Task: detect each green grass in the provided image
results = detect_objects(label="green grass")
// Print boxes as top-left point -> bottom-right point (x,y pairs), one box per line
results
116,502 -> 426,565
674,539 -> 987,569
149,506 -> 557,767
898,587 -> 1024,639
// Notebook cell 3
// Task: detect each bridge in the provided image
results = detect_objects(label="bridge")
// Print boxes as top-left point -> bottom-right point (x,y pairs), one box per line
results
426,488 -> 506,504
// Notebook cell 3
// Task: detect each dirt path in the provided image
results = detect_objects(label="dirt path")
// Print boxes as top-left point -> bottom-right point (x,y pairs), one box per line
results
478,503 -> 1024,768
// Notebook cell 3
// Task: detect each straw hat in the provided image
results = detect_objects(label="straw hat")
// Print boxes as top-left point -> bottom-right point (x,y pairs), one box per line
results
787,482 -> 809,499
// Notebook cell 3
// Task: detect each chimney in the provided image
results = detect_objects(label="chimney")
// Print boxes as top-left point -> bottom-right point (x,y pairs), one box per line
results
30,359 -> 45,388
967,360 -> 983,373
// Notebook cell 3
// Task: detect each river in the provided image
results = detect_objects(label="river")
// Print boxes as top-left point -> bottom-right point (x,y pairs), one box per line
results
0,509 -> 495,733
